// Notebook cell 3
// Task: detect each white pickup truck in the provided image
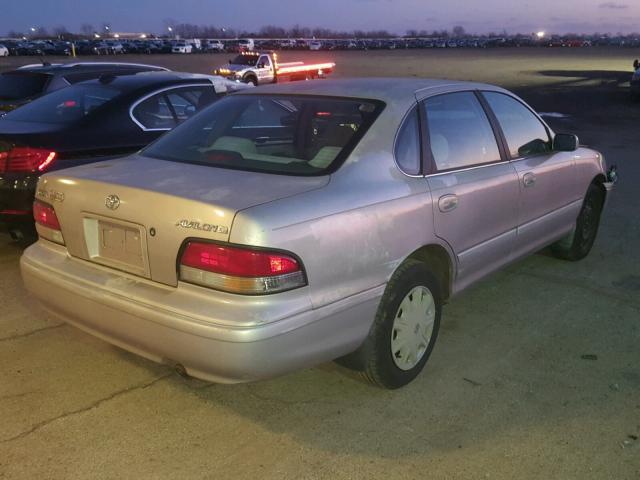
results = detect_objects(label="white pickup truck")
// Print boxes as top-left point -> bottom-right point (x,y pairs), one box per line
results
214,51 -> 335,86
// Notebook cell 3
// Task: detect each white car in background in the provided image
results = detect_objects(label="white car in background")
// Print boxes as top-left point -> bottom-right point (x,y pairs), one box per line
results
172,41 -> 193,54
204,40 -> 224,52
309,41 -> 322,51
0,45 -> 9,57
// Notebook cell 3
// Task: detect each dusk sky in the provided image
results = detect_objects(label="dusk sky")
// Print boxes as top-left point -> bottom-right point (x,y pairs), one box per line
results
2,0 -> 640,35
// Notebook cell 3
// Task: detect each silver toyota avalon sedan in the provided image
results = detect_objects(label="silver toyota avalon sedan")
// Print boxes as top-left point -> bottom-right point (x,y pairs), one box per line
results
20,78 -> 616,388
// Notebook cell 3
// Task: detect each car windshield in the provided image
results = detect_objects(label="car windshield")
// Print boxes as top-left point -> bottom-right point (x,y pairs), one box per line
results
142,94 -> 384,175
2,84 -> 120,124
229,55 -> 259,66
0,72 -> 50,101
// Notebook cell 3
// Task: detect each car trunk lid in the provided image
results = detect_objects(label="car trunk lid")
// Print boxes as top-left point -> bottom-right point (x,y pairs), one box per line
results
37,155 -> 329,286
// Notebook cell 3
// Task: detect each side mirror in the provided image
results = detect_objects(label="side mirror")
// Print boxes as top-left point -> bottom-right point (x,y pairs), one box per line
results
257,62 -> 265,68
634,59 -> 639,70
553,133 -> 579,152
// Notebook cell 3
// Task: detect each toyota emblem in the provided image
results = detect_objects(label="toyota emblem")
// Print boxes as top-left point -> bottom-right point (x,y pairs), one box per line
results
105,194 -> 120,210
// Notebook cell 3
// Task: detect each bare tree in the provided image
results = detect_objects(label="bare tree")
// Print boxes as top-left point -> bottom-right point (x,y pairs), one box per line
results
52,25 -> 69,37
80,23 -> 94,36
7,30 -> 24,38
452,25 -> 466,37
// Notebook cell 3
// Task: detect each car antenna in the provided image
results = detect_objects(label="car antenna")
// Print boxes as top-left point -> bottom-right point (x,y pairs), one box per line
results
39,58 -> 51,67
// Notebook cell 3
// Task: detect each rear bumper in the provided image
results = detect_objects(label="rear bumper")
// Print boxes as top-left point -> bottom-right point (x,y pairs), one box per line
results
21,241 -> 382,383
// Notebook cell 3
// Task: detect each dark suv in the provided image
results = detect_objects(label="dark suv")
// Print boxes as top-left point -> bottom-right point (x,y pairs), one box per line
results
0,62 -> 169,114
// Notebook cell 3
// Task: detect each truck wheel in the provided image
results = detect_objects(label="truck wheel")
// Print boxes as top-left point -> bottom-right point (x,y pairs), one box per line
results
551,183 -> 604,261
243,76 -> 258,86
348,260 -> 442,389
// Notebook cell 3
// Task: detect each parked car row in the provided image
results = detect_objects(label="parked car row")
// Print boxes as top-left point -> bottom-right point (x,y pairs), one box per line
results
15,77 -> 616,389
3,34 -> 640,57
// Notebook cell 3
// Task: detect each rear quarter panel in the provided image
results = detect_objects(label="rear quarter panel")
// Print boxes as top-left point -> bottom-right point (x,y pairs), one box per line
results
230,119 -> 440,309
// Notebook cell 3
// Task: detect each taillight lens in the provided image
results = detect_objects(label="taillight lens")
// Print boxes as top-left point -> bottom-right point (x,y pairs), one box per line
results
33,199 -> 64,244
0,147 -> 56,173
179,242 -> 306,294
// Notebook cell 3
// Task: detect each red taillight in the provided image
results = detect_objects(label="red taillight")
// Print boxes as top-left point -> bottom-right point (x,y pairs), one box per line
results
181,243 -> 300,277
179,242 -> 306,294
0,147 -> 57,173
33,199 -> 61,231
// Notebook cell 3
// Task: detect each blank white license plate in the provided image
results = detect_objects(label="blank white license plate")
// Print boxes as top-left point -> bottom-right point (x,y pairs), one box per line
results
83,216 -> 150,277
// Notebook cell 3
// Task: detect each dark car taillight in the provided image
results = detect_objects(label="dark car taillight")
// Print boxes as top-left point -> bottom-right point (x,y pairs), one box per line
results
0,147 -> 56,173
178,242 -> 306,294
33,199 -> 64,244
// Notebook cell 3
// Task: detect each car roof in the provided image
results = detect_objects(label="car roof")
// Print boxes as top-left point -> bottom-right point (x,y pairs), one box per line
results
68,71 -> 213,90
14,62 -> 169,74
240,77 -> 509,105
72,71 -> 249,95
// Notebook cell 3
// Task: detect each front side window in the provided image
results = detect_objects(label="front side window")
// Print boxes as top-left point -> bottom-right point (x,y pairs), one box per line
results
132,85 -> 217,130
142,94 -> 384,175
423,92 -> 501,172
394,107 -> 421,175
482,91 -> 551,158
166,86 -> 217,123
132,92 -> 175,130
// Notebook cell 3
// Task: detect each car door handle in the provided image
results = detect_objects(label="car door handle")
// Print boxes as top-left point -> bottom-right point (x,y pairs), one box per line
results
438,194 -> 459,213
523,172 -> 536,188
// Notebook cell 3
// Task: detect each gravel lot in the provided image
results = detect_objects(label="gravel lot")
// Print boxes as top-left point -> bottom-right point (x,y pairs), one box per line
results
1,48 -> 639,479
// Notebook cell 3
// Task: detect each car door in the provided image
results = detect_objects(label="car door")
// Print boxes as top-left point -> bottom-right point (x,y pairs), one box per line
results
423,91 -> 520,289
257,55 -> 275,83
480,91 -> 581,256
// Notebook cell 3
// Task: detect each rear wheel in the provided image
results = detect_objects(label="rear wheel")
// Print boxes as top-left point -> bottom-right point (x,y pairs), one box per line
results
351,260 -> 442,389
552,183 -> 604,261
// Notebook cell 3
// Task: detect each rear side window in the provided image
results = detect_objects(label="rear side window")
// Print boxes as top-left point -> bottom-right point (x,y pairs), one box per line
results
394,107 -> 421,175
0,72 -> 49,101
423,92 -> 501,171
2,84 -> 119,124
142,94 -> 384,176
482,92 -> 551,158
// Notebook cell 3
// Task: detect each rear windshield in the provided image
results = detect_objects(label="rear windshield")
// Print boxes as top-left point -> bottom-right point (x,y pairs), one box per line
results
2,84 -> 120,125
142,94 -> 384,175
0,72 -> 50,101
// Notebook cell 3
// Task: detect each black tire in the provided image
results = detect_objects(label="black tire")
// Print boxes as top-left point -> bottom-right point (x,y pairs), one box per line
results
243,76 -> 258,86
342,260 -> 442,389
551,183 -> 604,261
